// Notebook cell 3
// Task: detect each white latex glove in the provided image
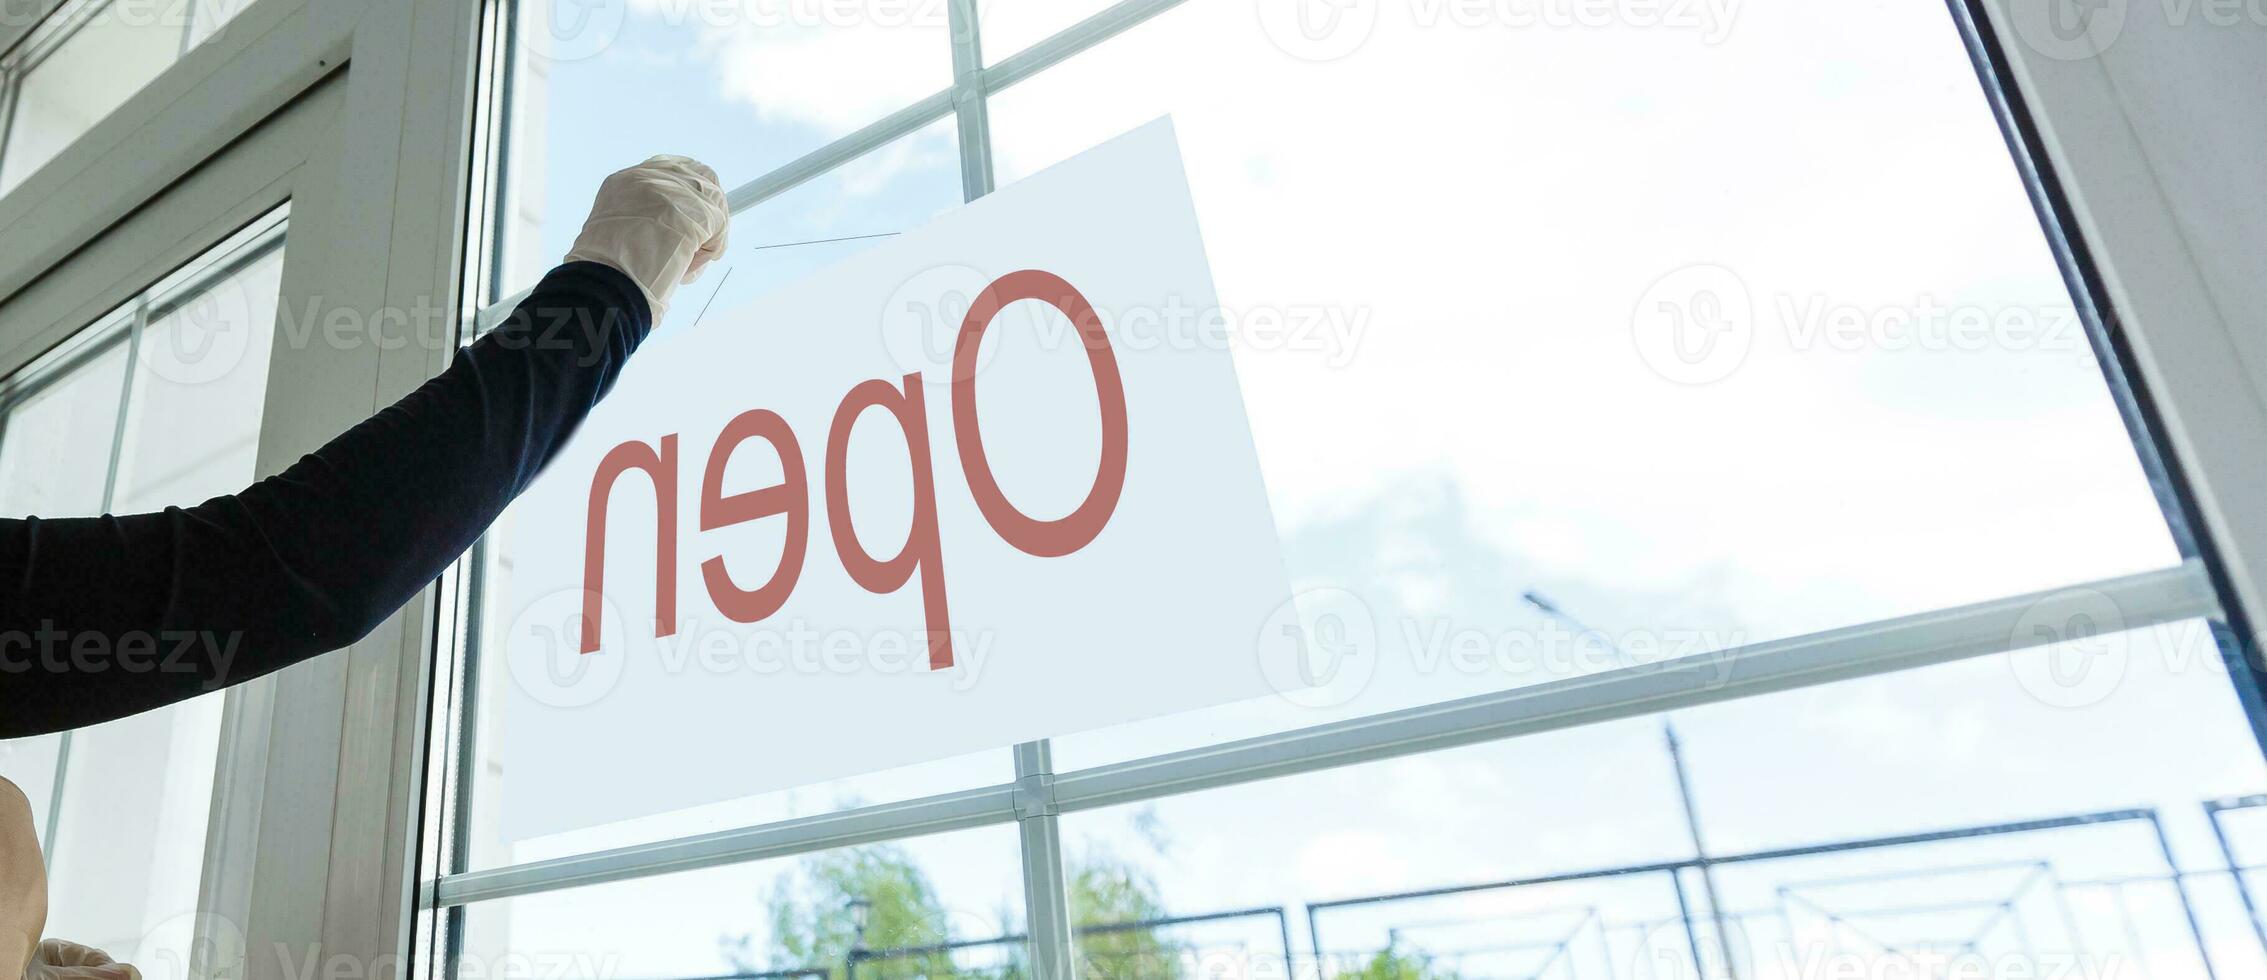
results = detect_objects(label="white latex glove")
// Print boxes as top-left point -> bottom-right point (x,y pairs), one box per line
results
23,941 -> 137,980
563,155 -> 730,323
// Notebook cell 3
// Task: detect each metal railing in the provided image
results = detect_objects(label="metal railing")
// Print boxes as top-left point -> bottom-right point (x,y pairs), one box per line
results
841,906 -> 1294,980
1308,806 -> 2257,980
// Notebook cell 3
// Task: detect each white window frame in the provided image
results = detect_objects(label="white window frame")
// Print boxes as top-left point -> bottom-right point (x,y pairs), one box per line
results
0,0 -> 488,974
0,1 -> 2259,979
0,0 -> 222,190
1972,0 -> 2267,750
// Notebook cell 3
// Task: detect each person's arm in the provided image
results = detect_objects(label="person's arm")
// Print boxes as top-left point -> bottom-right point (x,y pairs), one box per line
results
0,155 -> 728,739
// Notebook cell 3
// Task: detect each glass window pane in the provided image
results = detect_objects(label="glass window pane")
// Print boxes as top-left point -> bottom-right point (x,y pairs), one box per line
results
453,826 -> 1026,980
110,238 -> 283,512
494,0 -> 958,298
983,0 -> 2186,768
462,121 -> 985,872
0,335 -> 128,518
0,0 -> 192,196
17,215 -> 285,980
42,701 -> 230,972
1060,620 -> 2267,979
697,116 -> 964,306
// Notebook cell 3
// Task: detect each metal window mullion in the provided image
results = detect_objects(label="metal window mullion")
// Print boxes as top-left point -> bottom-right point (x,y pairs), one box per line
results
427,782 -> 1021,907
947,0 -> 992,202
42,301 -> 145,863
720,88 -> 956,215
0,68 -> 19,183
1045,561 -> 2220,814
1014,741 -> 1077,980
980,0 -> 1189,94
423,561 -> 2217,913
946,6 -> 1066,977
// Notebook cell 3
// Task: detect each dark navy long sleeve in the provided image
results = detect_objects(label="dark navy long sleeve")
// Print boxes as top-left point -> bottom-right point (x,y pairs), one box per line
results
0,261 -> 652,737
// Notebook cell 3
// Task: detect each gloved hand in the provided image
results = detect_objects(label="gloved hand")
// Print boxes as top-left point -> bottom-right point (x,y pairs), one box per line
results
563,155 -> 730,323
23,940 -> 137,980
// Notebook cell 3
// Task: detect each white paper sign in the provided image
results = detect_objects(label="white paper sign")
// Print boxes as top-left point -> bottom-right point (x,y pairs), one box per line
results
499,119 -> 1298,838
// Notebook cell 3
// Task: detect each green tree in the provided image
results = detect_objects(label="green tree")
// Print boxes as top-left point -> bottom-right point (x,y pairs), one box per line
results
1066,851 -> 1181,980
1339,945 -> 1458,980
727,815 -> 1184,980
726,844 -> 968,979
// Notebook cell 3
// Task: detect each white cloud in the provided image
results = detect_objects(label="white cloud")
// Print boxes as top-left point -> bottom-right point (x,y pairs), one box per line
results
629,0 -> 956,136
980,0 -> 2177,641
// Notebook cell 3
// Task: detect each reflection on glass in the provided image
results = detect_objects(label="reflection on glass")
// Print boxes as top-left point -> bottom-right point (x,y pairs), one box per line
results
112,241 -> 282,511
456,827 -> 1023,980
982,0 -> 2185,767
1059,622 -> 2266,980
0,338 -> 127,518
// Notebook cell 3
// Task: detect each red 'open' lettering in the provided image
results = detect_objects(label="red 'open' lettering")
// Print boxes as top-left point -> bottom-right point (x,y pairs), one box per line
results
581,436 -> 678,652
952,270 -> 1130,558
700,409 -> 808,624
825,375 -> 953,669
576,270 -> 1128,671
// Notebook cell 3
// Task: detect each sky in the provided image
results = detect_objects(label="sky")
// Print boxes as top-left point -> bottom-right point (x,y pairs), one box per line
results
447,0 -> 2267,977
